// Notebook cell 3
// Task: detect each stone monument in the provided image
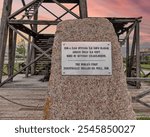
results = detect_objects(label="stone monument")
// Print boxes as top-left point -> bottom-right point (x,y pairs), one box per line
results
48,18 -> 136,120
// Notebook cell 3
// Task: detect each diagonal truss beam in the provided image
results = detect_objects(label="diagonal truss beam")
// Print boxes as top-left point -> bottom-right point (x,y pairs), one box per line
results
38,3 -> 78,33
55,3 -> 79,20
0,48 -> 52,87
40,4 -> 62,21
11,24 -> 37,37
9,0 -> 38,19
9,20 -> 60,25
136,99 -> 150,108
132,89 -> 150,108
22,0 -> 44,20
9,25 -> 51,59
120,22 -> 137,45
52,0 -> 80,19
135,89 -> 150,99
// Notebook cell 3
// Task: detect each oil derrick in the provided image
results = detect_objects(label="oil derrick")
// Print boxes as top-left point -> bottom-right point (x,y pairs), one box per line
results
0,0 -> 88,86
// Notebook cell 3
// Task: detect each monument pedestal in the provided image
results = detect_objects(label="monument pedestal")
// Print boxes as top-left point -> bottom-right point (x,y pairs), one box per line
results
48,18 -> 136,120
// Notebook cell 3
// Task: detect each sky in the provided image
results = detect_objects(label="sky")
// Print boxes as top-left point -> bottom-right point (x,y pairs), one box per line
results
0,0 -> 150,46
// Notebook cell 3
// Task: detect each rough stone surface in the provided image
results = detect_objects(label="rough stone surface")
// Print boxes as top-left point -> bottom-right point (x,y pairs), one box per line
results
48,18 -> 136,120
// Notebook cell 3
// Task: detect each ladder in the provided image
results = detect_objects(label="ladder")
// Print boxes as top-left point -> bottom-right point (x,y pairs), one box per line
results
34,34 -> 54,74
21,0 -> 44,20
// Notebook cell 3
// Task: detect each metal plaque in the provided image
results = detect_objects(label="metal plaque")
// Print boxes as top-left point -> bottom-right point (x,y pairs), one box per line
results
62,42 -> 112,75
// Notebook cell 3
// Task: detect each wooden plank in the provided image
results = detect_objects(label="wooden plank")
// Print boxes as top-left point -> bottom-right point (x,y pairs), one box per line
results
107,17 -> 142,23
128,29 -> 136,77
8,28 -> 13,80
31,9 -> 38,75
21,0 -> 26,6
12,24 -> 37,37
136,22 -> 141,88
36,34 -> 54,39
126,30 -> 130,77
127,77 -> 150,81
30,47 -> 36,76
8,29 -> 17,81
79,0 -> 88,18
0,0 -> 13,83
25,36 -> 31,77
9,20 -> 60,25
43,0 -> 79,3
0,81 -> 47,119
